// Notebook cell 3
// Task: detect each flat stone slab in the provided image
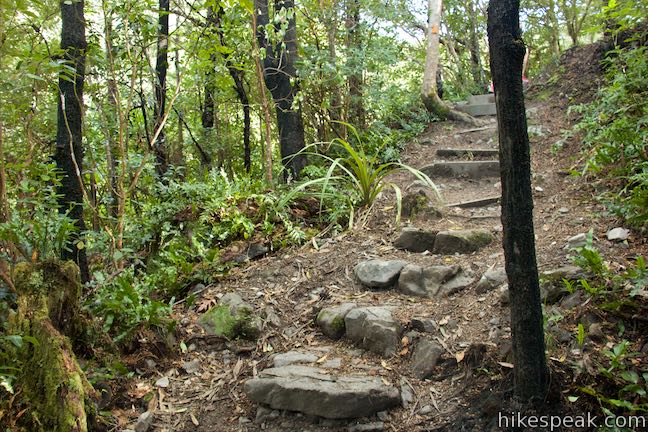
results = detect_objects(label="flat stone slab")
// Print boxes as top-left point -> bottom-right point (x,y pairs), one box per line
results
447,196 -> 501,208
244,366 -> 401,419
436,148 -> 499,158
468,94 -> 495,105
272,351 -> 319,367
457,103 -> 497,117
421,161 -> 500,179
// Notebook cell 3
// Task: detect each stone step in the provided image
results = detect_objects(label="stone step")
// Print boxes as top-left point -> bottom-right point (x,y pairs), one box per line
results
244,366 -> 401,419
456,103 -> 497,117
436,148 -> 499,158
468,94 -> 495,105
421,161 -> 500,179
447,196 -> 501,208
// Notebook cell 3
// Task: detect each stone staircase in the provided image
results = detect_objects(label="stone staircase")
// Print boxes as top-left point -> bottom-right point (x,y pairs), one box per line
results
455,93 -> 497,117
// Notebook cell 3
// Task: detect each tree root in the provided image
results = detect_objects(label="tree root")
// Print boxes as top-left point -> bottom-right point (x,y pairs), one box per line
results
7,261 -> 100,431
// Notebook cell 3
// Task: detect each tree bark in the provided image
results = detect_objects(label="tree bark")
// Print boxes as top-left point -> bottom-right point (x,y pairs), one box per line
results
54,0 -> 89,284
251,11 -> 274,184
487,0 -> 548,405
153,0 -> 170,177
214,7 -> 252,173
546,0 -> 562,57
255,0 -> 307,180
422,0 -> 482,125
467,0 -> 485,89
345,0 -> 365,129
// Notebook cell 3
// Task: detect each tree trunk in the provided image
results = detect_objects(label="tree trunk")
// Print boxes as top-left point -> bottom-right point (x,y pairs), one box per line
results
0,120 -> 8,224
255,0 -> 307,180
214,7 -> 252,173
54,0 -> 89,284
345,0 -> 365,129
487,0 -> 548,405
546,0 -> 562,57
251,11 -> 274,184
422,0 -> 482,125
153,0 -> 170,177
467,0 -> 485,89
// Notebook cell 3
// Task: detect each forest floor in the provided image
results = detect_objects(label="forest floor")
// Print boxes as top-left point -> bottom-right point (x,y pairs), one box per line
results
110,46 -> 647,432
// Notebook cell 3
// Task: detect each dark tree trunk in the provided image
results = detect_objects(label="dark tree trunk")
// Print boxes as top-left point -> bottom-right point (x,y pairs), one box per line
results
254,0 -> 307,180
54,0 -> 89,283
214,8 -> 252,173
345,0 -> 365,128
487,0 -> 548,405
153,0 -> 170,177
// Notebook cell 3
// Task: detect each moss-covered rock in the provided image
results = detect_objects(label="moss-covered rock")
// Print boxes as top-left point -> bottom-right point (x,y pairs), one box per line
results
316,303 -> 357,340
432,229 -> 494,254
198,304 -> 261,340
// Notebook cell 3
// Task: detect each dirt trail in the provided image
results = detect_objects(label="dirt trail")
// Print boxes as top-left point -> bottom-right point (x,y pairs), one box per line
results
112,98 -> 646,432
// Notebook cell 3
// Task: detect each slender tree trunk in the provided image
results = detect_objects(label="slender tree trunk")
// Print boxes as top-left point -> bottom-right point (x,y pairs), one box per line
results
252,11 -> 274,184
487,0 -> 548,405
466,0 -> 485,89
322,0 -> 343,138
345,0 -> 365,129
153,0 -> 170,177
254,0 -> 307,180
214,7 -> 252,173
0,121 -> 8,224
54,0 -> 89,283
105,17 -> 119,219
546,0 -> 562,57
422,0 -> 481,124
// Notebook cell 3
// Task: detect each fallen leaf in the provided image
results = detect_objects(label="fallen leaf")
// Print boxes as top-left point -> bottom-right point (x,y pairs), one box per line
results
381,360 -> 392,370
381,377 -> 392,386
316,354 -> 328,364
401,336 -> 409,346
455,351 -> 465,363
399,347 -> 409,356
498,362 -> 514,369
190,412 -> 200,426
232,359 -> 243,378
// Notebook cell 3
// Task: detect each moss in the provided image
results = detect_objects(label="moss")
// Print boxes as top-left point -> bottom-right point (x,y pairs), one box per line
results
198,305 -> 260,340
466,231 -> 494,248
330,315 -> 346,334
9,261 -> 97,432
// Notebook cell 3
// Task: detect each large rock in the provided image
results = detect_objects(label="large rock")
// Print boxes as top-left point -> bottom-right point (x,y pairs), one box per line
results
433,229 -> 494,254
354,260 -> 408,289
316,303 -> 357,339
272,351 -> 319,367
345,307 -> 401,357
393,228 -> 437,253
410,340 -> 444,379
475,267 -> 507,294
397,265 -> 474,298
243,366 -> 401,419
198,293 -> 261,340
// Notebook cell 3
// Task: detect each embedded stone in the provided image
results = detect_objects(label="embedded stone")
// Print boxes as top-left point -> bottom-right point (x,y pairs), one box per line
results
345,307 -> 401,357
354,260 -> 408,289
243,366 -> 401,419
433,230 -> 494,254
316,303 -> 357,339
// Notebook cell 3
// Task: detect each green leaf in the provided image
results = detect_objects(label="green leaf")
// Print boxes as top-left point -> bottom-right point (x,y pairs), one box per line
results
621,370 -> 639,384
